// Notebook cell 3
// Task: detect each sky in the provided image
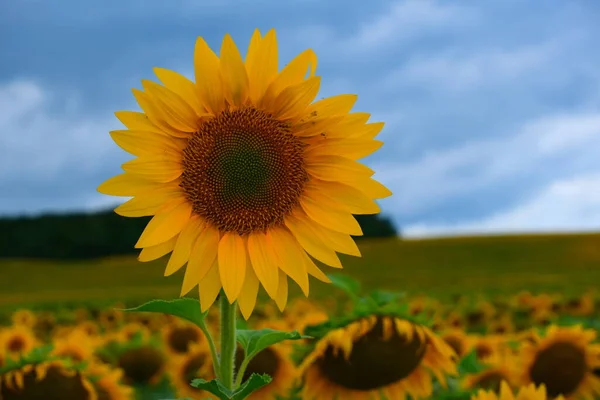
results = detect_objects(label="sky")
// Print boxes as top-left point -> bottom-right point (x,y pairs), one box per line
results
1,0 -> 600,238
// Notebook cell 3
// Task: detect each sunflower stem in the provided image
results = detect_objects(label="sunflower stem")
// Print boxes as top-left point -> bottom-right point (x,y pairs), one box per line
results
198,320 -> 220,377
219,294 -> 237,391
233,353 -> 251,388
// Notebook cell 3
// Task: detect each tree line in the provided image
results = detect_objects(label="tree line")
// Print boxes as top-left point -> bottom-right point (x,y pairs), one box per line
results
1,210 -> 398,259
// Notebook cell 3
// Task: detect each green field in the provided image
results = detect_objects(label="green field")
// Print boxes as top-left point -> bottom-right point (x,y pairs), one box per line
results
1,232 -> 599,311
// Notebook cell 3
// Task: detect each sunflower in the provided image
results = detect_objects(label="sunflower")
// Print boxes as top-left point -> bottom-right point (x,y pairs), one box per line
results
117,345 -> 166,386
10,310 -> 36,328
162,321 -> 204,356
0,359 -> 98,400
0,325 -> 38,358
51,329 -> 98,363
169,343 -> 215,400
97,28 -> 390,319
235,343 -> 296,399
471,381 -> 564,400
487,314 -> 515,335
518,325 -> 600,399
77,321 -> 102,338
564,292 -> 595,317
117,322 -> 151,343
463,349 -> 520,393
441,328 -> 472,360
98,309 -> 124,331
299,315 -> 457,400
469,334 -> 507,363
85,362 -> 133,400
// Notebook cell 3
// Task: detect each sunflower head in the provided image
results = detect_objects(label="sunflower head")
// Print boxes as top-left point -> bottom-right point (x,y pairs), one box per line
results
98,28 -> 390,318
0,325 -> 38,358
84,362 -> 133,400
169,342 -> 215,400
519,325 -> 600,399
162,322 -> 204,355
0,359 -> 97,400
441,329 -> 471,360
116,344 -> 166,386
51,329 -> 97,364
300,315 -> 457,400
10,310 -> 37,328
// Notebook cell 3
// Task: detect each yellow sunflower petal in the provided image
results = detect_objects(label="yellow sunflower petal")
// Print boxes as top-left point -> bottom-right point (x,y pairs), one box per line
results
246,29 -> 278,104
164,216 -> 204,276
275,270 -> 288,312
301,252 -> 332,283
98,173 -> 160,197
246,231 -> 280,299
267,227 -> 309,296
194,36 -> 225,115
220,34 -> 249,107
304,94 -> 358,120
138,235 -> 178,262
306,138 -> 384,160
340,175 -> 392,199
304,180 -> 380,214
142,80 -> 199,133
131,88 -> 189,138
300,195 -> 363,236
180,224 -> 220,293
153,67 -> 206,116
114,111 -> 163,133
109,130 -> 181,157
218,233 -> 247,303
237,264 -> 259,320
263,48 -> 317,106
198,260 -> 222,312
272,76 -> 321,120
305,155 -> 374,181
284,213 -> 342,268
121,154 -> 182,183
135,200 -> 192,248
114,184 -> 182,217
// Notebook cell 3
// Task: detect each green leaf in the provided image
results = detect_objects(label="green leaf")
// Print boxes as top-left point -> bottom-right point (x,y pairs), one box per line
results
327,273 -> 361,297
236,329 -> 309,361
119,298 -> 207,328
457,350 -> 484,375
231,373 -> 272,399
191,375 -> 272,400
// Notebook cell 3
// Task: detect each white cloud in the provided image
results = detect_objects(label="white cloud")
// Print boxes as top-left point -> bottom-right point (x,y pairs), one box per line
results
403,173 -> 600,237
374,113 -> 600,216
0,80 -> 122,182
346,0 -> 476,51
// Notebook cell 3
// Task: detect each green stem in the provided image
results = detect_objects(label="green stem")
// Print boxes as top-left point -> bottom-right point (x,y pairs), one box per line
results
198,320 -> 220,378
234,352 -> 250,388
219,294 -> 237,391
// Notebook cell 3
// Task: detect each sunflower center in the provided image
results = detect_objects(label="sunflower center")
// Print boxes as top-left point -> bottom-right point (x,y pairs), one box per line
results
317,317 -> 427,391
475,343 -> 493,360
235,347 -> 280,383
442,335 -> 464,358
7,336 -> 26,353
118,346 -> 165,385
529,341 -> 587,397
181,107 -> 308,235
0,365 -> 93,400
168,326 -> 201,354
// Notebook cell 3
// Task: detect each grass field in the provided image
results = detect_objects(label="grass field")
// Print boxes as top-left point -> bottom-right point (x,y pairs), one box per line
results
1,232 -> 599,310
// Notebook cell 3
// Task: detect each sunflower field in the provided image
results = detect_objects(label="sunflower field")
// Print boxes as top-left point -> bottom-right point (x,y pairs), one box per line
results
1,276 -> 599,400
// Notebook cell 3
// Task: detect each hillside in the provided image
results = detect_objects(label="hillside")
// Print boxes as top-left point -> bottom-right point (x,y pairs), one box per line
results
1,232 -> 599,310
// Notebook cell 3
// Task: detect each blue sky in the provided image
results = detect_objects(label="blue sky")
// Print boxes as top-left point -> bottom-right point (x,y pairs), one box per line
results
1,0 -> 600,237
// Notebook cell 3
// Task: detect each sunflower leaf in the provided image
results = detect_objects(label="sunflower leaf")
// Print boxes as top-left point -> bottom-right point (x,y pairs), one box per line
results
457,350 -> 485,375
236,329 -> 309,361
118,298 -> 208,328
190,378 -> 233,399
231,373 -> 272,399
327,273 -> 362,297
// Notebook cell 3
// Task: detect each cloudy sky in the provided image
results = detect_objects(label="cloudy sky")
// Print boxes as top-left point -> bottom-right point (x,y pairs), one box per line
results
1,0 -> 599,237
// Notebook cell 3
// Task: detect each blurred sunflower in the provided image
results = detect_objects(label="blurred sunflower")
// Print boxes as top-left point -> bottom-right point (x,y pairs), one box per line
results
235,343 -> 296,399
117,322 -> 151,343
471,381 -> 564,400
169,343 -> 215,400
299,315 -> 456,400
162,321 -> 204,356
564,292 -> 595,317
10,310 -> 36,328
98,309 -> 124,331
51,329 -> 98,363
33,312 -> 56,338
519,325 -> 600,399
469,334 -> 506,363
77,321 -> 101,338
446,310 -> 466,330
85,362 -> 133,400
98,28 -> 390,318
73,308 -> 91,323
487,314 -> 515,335
441,329 -> 471,360
0,325 -> 38,358
463,350 -> 520,393
0,359 -> 98,400
117,345 -> 166,386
